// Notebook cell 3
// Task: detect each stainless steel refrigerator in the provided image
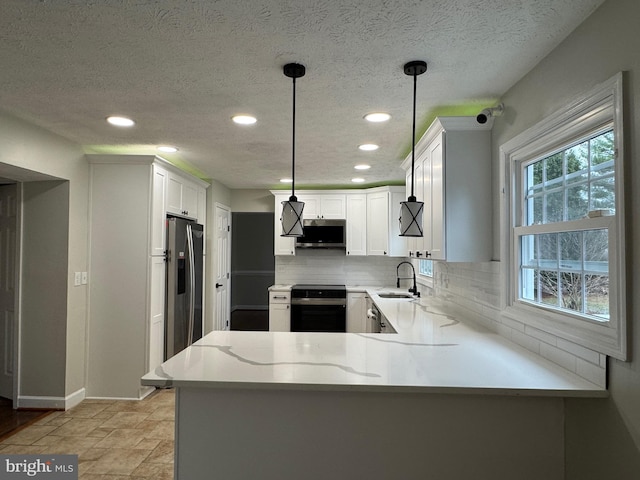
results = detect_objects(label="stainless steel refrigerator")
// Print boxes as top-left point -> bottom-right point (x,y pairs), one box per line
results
165,216 -> 204,360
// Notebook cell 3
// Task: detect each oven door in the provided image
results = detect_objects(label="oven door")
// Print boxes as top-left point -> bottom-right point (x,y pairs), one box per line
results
290,298 -> 346,332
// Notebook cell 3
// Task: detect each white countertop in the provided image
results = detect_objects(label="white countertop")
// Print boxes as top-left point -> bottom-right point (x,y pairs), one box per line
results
141,288 -> 607,397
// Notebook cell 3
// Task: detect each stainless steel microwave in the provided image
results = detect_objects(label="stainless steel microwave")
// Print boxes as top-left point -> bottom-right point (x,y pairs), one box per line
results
296,219 -> 346,249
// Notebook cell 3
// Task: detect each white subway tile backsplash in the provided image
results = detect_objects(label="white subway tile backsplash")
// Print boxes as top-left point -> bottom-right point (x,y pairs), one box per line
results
576,358 -> 606,388
556,338 -> 601,366
511,330 -> 541,355
540,343 -> 577,373
433,259 -> 605,386
524,325 -> 559,347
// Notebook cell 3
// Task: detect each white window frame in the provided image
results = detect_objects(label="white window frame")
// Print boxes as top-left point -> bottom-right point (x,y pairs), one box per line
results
500,73 -> 627,360
416,259 -> 434,288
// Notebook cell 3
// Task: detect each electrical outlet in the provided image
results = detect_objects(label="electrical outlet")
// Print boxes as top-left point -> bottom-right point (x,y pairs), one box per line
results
81,272 -> 88,285
74,272 -> 82,286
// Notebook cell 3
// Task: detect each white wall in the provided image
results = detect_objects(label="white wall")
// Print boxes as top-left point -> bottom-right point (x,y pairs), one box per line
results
0,111 -> 88,402
435,0 -> 640,474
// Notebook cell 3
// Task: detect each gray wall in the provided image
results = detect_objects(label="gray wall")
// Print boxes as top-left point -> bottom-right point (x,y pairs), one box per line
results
0,110 -> 88,401
491,0 -> 640,474
21,181 -> 69,397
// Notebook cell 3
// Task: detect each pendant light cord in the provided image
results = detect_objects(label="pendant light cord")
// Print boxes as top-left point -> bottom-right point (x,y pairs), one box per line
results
410,71 -> 417,200
291,76 -> 297,199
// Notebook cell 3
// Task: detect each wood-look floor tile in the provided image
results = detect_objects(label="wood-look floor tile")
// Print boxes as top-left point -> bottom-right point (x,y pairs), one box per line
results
93,428 -> 148,449
84,448 -> 152,475
0,425 -> 57,445
105,401 -> 159,413
147,405 -> 174,421
49,418 -> 104,437
131,461 -> 174,479
144,440 -> 174,464
99,412 -> 150,429
134,438 -> 162,450
141,420 -> 174,441
32,434 -> 102,454
0,444 -> 51,454
86,427 -> 115,438
60,403 -> 110,419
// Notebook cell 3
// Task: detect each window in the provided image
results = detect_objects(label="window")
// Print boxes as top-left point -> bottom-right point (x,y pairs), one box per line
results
419,259 -> 433,278
502,73 -> 627,360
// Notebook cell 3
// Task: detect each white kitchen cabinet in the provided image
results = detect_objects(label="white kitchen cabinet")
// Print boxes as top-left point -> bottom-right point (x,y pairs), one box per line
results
273,193 -> 296,256
402,117 -> 492,262
167,172 -> 204,221
366,187 -> 406,257
298,194 -> 346,219
346,194 -> 367,256
87,154 -> 208,399
269,289 -> 291,331
347,292 -> 367,333
271,188 -> 404,256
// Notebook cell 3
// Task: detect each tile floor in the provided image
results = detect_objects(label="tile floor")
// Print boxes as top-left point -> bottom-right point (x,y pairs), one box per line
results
0,388 -> 175,480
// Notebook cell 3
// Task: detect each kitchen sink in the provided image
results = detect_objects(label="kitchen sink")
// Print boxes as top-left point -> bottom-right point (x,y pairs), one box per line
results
377,293 -> 414,299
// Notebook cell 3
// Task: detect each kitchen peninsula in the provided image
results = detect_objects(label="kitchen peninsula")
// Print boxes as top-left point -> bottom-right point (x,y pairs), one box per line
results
142,289 -> 606,480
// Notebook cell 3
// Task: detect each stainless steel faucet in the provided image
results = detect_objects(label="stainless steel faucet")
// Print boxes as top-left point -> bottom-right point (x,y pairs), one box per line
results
396,261 -> 420,297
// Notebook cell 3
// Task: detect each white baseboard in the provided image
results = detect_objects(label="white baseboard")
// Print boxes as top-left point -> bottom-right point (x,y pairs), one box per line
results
18,387 -> 86,410
85,385 -> 156,402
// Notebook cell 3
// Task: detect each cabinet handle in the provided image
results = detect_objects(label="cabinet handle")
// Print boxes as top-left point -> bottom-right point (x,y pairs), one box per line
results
425,252 -> 432,257
416,251 -> 423,257
215,283 -> 223,288
384,251 -> 387,255
273,295 -> 288,299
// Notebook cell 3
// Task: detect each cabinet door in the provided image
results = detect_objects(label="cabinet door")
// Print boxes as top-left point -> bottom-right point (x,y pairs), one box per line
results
366,191 -> 389,255
297,195 -> 319,219
429,136 -> 445,260
149,256 -> 166,370
347,293 -> 367,333
274,195 -> 295,255
150,165 -> 167,256
320,195 -> 346,219
182,181 -> 198,218
166,174 -> 184,215
346,194 -> 367,256
269,303 -> 290,331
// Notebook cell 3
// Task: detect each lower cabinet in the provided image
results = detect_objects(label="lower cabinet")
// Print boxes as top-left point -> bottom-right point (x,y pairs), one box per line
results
269,290 -> 291,331
347,292 -> 367,333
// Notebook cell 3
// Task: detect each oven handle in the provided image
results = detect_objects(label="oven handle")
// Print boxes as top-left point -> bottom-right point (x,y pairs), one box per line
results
290,298 -> 347,306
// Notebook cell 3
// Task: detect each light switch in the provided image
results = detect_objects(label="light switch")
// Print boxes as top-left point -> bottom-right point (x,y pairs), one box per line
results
81,272 -> 88,285
74,272 -> 82,286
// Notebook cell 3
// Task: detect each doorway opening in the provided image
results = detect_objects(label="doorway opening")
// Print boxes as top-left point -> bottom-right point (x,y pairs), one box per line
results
230,213 -> 274,330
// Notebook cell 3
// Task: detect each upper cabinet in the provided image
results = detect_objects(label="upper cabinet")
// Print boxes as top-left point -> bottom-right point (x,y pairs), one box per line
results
271,188 -> 404,257
346,194 -> 367,256
402,116 -> 492,262
167,172 -> 202,220
366,187 -> 406,257
297,194 -> 346,219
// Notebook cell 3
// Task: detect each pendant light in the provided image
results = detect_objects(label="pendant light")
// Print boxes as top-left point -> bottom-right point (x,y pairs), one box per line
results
280,63 -> 306,237
399,60 -> 427,237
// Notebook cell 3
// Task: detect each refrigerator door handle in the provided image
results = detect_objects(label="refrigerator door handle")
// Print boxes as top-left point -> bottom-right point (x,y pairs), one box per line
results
186,223 -> 196,347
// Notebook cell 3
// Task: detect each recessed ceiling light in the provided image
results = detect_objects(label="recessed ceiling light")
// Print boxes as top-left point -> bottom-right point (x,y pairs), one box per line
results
157,146 -> 178,153
352,178 -> 366,183
364,112 -> 391,123
354,164 -> 371,170
358,144 -> 379,151
232,115 -> 257,125
280,178 -> 293,183
106,116 -> 135,127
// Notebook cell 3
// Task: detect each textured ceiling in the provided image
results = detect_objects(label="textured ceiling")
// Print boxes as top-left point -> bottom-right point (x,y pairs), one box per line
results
0,0 -> 604,189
